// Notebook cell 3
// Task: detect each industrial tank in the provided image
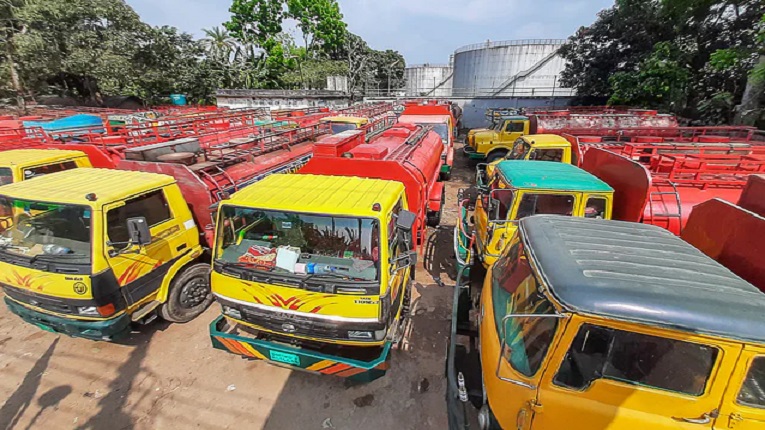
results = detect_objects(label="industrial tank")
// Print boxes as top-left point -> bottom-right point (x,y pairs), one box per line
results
404,64 -> 453,97
452,39 -> 573,97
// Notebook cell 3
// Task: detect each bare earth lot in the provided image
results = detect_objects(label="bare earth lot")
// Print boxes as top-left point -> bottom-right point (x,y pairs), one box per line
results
0,144 -> 475,430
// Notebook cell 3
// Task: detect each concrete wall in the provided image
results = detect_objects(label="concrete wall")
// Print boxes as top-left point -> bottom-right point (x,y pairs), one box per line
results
216,89 -> 351,111
451,97 -> 573,129
452,39 -> 573,98
405,65 -> 453,97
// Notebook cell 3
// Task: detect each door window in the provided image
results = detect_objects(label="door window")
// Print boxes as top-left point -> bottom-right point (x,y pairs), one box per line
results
505,122 -> 525,133
24,161 -> 78,180
534,149 -> 564,162
107,190 -> 171,244
516,194 -> 575,219
492,246 -> 559,377
738,357 -> 765,408
585,197 -> 608,219
554,324 -> 718,396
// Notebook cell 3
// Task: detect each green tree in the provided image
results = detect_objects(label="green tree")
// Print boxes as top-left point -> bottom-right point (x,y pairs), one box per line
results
560,0 -> 764,124
202,26 -> 236,62
286,0 -> 346,55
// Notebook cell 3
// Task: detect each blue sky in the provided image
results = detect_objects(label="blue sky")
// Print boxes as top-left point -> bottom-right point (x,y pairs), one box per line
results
125,0 -> 614,64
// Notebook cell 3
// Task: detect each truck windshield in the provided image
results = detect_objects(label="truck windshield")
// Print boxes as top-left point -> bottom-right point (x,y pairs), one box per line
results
329,123 -> 358,134
493,121 -> 504,132
0,168 -> 12,185
0,197 -> 92,263
431,124 -> 449,143
216,206 -> 380,282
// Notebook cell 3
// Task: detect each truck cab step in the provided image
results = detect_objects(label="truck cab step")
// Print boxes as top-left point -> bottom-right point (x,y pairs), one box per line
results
131,300 -> 161,323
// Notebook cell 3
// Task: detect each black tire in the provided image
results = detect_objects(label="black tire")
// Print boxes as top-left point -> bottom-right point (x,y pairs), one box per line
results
485,151 -> 506,164
427,210 -> 441,227
478,403 -> 502,430
426,189 -> 445,227
439,170 -> 452,181
159,263 -> 213,323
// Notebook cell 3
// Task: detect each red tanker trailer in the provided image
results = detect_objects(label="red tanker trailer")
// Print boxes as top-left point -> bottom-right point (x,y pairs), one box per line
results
465,108 -> 681,161
582,146 -> 765,235
300,123 -> 446,247
681,175 -> 765,292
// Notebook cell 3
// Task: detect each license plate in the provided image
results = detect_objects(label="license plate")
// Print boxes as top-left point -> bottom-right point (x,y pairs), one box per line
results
269,350 -> 300,367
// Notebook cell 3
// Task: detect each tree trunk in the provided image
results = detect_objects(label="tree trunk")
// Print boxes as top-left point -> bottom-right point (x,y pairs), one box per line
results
734,54 -> 765,126
5,34 -> 26,113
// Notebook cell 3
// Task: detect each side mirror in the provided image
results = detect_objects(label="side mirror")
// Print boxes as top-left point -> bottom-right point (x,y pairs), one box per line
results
396,210 -> 416,232
127,217 -> 151,245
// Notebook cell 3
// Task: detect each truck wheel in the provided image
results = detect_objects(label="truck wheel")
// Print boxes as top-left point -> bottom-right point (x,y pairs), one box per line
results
485,152 -> 506,164
478,403 -> 502,430
439,170 -> 452,181
159,263 -> 213,323
427,210 -> 441,227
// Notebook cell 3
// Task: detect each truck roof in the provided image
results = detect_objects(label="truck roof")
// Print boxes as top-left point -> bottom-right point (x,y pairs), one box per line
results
521,215 -> 765,344
0,168 -> 175,206
519,134 -> 568,147
320,116 -> 368,125
496,161 -> 613,193
0,149 -> 86,166
225,174 -> 405,217
398,114 -> 450,124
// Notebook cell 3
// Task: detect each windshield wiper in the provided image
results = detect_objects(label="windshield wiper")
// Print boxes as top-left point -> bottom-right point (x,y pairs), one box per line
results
216,260 -> 300,285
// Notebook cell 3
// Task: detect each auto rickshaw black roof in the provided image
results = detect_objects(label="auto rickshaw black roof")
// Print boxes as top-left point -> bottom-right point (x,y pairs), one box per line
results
519,215 -> 765,344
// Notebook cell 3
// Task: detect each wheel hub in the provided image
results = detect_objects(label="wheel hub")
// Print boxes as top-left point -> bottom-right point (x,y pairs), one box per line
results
179,278 -> 209,309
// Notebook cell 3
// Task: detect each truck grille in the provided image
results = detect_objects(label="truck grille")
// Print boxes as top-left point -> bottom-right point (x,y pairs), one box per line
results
241,306 -> 351,340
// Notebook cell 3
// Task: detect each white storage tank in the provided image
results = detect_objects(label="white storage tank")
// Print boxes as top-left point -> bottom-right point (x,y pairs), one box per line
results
452,39 -> 573,98
404,64 -> 453,97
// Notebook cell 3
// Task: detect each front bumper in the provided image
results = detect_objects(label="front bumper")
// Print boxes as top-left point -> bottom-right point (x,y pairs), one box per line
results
462,146 -> 486,160
4,297 -> 131,341
210,316 -> 391,383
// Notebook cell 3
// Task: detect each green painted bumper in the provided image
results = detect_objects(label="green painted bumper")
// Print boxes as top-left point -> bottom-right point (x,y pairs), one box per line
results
4,297 -> 131,341
462,146 -> 486,160
210,316 -> 392,383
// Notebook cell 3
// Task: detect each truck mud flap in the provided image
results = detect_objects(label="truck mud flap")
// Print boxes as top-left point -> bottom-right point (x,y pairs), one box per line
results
209,316 -> 392,383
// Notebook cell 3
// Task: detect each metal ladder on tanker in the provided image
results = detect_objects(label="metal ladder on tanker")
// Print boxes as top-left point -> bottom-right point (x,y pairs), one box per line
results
647,181 -> 683,234
198,165 -> 238,199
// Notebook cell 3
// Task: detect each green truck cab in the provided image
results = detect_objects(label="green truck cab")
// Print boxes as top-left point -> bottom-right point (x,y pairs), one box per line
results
456,161 -> 614,270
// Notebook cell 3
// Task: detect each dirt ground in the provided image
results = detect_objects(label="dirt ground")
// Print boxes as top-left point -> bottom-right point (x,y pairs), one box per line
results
0,142 -> 476,430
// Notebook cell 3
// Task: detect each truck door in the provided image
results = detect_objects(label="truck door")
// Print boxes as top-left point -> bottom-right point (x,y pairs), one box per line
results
532,318 -> 741,429
716,346 -> 765,429
103,188 -> 186,308
503,120 -> 526,142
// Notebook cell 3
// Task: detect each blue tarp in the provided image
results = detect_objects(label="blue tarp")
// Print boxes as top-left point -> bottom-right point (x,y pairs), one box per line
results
24,114 -> 105,135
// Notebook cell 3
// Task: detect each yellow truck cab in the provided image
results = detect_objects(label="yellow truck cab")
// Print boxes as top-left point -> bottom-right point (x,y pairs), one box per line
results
210,174 -> 417,382
481,135 -> 575,183
448,216 -> 765,430
320,116 -> 369,135
0,149 -> 92,185
458,161 -> 613,269
0,168 -> 212,341
465,116 -> 530,161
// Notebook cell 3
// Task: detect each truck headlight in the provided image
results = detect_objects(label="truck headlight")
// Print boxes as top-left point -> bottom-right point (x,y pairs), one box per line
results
348,331 -> 373,340
222,305 -> 242,320
77,306 -> 100,316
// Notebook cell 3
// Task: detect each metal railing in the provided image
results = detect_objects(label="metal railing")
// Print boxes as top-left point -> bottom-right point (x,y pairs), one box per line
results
454,39 -> 567,55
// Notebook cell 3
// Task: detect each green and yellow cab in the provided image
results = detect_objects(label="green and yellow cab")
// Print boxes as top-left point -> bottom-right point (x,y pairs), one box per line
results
456,161 -> 614,271
448,215 -> 765,430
